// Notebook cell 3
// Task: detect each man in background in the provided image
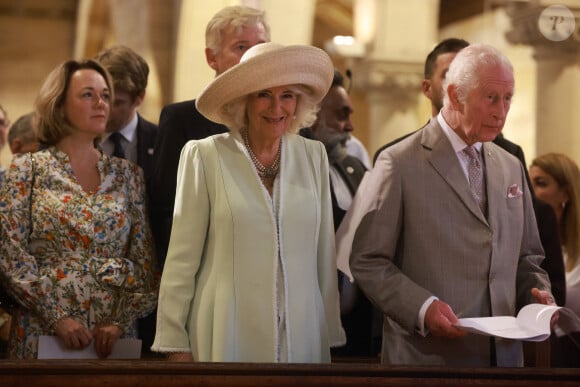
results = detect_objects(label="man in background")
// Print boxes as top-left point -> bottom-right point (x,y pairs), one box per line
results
373,38 -> 470,162
8,113 -> 39,155
149,6 -> 270,267
300,70 -> 380,359
94,45 -> 158,181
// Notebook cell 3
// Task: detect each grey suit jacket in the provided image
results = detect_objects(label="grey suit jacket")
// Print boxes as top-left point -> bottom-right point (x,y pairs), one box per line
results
350,119 -> 551,367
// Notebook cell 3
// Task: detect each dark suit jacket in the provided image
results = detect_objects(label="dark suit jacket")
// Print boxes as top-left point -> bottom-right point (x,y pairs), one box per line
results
149,100 -> 227,266
131,114 -> 159,355
374,128 -> 566,307
492,134 -> 532,196
534,199 -> 566,305
330,154 -> 383,357
136,114 -> 158,182
330,155 -> 367,231
299,128 -> 368,229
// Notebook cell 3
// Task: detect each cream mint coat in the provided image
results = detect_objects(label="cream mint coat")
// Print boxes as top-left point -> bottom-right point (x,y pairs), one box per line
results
152,132 -> 345,362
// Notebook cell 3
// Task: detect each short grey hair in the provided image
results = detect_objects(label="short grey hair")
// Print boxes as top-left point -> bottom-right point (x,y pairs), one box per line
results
205,6 -> 271,55
442,43 -> 513,107
8,112 -> 36,145
223,85 -> 319,134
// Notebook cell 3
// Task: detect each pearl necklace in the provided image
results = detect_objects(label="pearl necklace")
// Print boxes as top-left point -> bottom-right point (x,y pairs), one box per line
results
242,130 -> 281,179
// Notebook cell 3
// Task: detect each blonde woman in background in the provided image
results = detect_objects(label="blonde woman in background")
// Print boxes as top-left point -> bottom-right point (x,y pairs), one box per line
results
530,152 -> 580,367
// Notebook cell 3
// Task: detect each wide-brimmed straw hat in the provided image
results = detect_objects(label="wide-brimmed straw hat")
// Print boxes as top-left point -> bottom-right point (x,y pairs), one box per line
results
196,42 -> 334,127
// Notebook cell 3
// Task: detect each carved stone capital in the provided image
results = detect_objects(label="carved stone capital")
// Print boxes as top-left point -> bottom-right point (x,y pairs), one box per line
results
503,1 -> 580,56
349,58 -> 422,105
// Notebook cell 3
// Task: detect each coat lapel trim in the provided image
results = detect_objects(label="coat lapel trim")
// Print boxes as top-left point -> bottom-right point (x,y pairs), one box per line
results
277,135 -> 292,362
228,132 -> 285,360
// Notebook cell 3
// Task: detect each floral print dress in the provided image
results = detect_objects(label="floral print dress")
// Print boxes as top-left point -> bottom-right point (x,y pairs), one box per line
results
0,147 -> 159,359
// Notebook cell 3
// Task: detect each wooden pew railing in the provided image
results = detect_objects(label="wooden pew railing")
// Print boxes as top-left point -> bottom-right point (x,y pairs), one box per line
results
1,360 -> 580,387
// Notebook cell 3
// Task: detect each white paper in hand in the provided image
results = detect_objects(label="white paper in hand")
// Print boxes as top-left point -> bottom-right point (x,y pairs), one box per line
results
37,335 -> 142,359
454,304 -> 560,341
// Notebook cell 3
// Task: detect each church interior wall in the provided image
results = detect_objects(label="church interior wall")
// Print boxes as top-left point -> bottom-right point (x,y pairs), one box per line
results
0,1 -> 575,169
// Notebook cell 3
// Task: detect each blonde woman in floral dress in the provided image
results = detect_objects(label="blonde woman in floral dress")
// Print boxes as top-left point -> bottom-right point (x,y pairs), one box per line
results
0,59 -> 158,359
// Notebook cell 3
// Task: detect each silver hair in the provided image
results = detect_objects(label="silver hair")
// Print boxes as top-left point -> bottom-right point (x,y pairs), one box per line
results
442,43 -> 513,107
205,6 -> 271,55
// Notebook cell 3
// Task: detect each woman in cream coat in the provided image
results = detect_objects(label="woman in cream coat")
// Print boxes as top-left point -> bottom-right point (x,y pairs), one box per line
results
152,43 -> 345,362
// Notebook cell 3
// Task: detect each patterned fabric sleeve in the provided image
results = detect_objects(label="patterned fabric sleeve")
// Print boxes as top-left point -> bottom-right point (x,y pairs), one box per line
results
0,153 -> 68,329
97,163 -> 159,328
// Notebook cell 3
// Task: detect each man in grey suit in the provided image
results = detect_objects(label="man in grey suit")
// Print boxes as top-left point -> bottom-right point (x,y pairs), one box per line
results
350,43 -> 554,367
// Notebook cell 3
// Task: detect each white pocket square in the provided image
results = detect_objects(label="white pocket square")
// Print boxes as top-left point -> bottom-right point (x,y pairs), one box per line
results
507,184 -> 523,198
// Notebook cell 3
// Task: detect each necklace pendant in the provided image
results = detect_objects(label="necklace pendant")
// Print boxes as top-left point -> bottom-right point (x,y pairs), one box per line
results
262,167 -> 276,179
243,130 -> 282,180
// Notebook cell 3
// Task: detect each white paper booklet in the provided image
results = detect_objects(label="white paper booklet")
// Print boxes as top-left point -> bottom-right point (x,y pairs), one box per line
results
37,335 -> 142,359
454,304 -> 580,341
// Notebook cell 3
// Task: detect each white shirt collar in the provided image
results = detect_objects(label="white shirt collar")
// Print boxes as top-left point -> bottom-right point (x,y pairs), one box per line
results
437,112 -> 482,154
104,113 -> 138,142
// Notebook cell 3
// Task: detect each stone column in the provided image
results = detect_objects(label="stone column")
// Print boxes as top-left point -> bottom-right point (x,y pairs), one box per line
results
253,0 -> 315,44
505,1 -> 580,165
74,0 -> 163,123
108,0 -> 162,123
353,60 -> 423,157
173,0 -> 226,102
347,0 -> 440,157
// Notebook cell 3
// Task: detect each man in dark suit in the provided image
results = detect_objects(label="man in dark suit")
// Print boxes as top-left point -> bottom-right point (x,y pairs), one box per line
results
94,45 -> 160,357
373,38 -> 565,307
149,6 -> 270,267
300,70 -> 380,359
94,45 -> 158,180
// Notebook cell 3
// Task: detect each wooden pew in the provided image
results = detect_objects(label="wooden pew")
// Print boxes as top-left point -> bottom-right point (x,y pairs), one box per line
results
1,360 -> 579,387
